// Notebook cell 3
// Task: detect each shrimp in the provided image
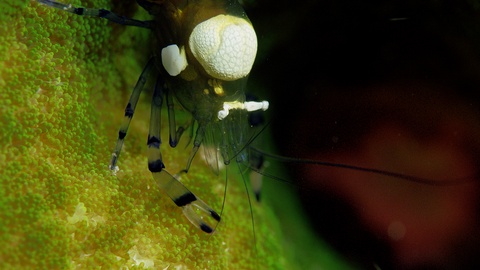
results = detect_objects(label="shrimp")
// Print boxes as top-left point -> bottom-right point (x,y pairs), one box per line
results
37,0 -> 268,234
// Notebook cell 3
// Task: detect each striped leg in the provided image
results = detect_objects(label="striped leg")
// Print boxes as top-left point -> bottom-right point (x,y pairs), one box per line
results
166,88 -> 188,148
164,89 -> 203,174
181,124 -> 206,174
109,58 -> 155,171
37,0 -> 152,29
147,76 -> 220,233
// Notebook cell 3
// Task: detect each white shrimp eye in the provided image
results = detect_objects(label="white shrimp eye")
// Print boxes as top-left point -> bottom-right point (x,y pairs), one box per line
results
161,44 -> 188,76
189,14 -> 257,81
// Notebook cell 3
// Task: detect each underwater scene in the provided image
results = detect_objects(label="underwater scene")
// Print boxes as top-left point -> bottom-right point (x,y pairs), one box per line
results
2,0 -> 480,269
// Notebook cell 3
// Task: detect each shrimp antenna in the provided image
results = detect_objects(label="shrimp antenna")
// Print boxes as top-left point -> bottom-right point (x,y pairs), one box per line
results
249,147 -> 480,186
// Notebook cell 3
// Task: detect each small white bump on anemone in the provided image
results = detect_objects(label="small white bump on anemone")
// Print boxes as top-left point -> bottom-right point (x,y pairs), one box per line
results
189,14 -> 257,81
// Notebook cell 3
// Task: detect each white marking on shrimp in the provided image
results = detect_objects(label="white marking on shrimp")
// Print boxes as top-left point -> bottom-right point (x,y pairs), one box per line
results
161,44 -> 188,76
218,100 -> 269,120
189,14 -> 257,81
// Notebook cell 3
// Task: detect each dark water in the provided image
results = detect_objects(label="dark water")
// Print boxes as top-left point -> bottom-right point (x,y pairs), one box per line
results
248,0 -> 480,269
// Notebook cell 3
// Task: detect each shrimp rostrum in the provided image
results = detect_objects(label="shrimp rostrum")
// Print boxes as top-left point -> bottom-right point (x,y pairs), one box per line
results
37,0 -> 269,233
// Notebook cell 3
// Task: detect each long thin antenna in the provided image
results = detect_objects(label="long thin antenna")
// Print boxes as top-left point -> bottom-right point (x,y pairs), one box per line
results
250,147 -> 479,186
236,161 -> 258,268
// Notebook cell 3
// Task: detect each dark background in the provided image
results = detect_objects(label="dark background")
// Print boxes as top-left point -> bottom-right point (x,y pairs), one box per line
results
246,0 -> 480,269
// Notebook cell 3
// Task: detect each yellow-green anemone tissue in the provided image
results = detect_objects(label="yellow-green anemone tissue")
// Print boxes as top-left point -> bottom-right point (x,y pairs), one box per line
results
0,1 -> 293,269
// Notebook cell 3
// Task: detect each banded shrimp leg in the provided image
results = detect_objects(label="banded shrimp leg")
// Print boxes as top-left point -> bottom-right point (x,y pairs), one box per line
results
147,74 -> 221,234
37,0 -> 152,28
109,58 -> 220,234
37,0 -> 221,233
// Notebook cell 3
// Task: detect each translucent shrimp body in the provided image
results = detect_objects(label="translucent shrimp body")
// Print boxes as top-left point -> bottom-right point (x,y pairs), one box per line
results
148,0 -> 266,171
